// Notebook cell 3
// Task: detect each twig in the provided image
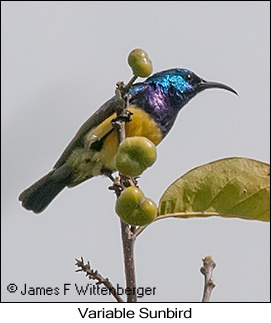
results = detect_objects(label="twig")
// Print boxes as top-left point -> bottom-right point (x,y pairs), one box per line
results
120,221 -> 137,302
200,255 -> 216,302
111,79 -> 138,302
123,75 -> 138,94
75,257 -> 124,302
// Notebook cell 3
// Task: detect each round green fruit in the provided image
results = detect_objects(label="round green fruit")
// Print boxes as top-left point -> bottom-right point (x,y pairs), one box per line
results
136,198 -> 157,225
114,136 -> 157,177
128,49 -> 153,78
116,187 -> 157,226
115,186 -> 145,217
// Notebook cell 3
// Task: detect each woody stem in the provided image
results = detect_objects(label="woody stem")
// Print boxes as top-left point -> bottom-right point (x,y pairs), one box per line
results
113,83 -> 137,302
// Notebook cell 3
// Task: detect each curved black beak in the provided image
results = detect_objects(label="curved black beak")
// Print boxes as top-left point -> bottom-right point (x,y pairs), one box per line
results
199,79 -> 238,95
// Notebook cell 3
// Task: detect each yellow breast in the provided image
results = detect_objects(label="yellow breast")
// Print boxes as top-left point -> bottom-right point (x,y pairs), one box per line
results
67,105 -> 163,184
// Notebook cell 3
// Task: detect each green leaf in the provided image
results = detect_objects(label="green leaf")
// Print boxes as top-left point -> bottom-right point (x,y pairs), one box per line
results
159,158 -> 270,222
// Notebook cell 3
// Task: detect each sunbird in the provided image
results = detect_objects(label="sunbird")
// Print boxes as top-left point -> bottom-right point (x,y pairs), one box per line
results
19,68 -> 237,213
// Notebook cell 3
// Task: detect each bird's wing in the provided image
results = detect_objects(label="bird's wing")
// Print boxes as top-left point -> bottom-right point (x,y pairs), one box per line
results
53,83 -> 145,169
54,96 -> 116,169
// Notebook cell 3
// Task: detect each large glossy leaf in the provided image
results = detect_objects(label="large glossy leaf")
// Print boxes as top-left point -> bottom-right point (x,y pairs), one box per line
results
159,158 -> 270,222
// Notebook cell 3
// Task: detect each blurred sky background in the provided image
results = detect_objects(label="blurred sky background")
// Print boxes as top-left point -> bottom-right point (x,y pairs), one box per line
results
2,1 -> 270,302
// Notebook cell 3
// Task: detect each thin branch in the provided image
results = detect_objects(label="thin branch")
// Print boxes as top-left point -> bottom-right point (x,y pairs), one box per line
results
75,257 -> 124,303
111,79 -> 138,302
123,75 -> 138,94
120,221 -> 137,302
200,255 -> 216,302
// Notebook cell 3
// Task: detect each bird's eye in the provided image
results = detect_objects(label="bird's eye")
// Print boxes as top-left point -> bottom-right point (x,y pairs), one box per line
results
185,72 -> 200,84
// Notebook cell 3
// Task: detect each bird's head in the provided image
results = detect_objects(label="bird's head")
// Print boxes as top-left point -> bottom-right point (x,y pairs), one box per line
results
145,68 -> 238,108
177,68 -> 238,95
129,68 -> 237,136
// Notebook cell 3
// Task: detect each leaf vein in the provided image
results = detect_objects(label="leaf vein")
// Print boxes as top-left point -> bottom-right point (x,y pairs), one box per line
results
204,168 -> 248,209
227,185 -> 270,212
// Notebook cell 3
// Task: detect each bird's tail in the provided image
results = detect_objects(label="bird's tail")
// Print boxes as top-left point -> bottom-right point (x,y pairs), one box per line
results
19,165 -> 73,214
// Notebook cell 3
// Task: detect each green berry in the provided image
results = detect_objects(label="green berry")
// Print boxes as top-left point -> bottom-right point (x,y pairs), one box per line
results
136,198 -> 157,225
116,187 -> 144,217
116,187 -> 157,226
128,49 -> 153,77
114,136 -> 157,177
